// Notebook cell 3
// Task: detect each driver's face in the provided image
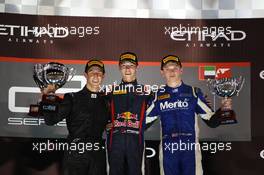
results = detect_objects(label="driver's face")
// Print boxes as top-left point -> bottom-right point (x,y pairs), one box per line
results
161,62 -> 183,82
119,61 -> 137,82
85,66 -> 104,87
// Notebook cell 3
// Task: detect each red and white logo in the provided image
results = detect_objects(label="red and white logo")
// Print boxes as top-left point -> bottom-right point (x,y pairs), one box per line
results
215,67 -> 232,79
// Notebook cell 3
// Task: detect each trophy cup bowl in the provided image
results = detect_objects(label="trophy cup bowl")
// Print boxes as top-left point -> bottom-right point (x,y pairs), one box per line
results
28,62 -> 75,116
207,76 -> 245,124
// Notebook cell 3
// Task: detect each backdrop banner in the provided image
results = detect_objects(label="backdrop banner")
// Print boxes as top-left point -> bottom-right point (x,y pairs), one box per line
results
0,13 -> 263,174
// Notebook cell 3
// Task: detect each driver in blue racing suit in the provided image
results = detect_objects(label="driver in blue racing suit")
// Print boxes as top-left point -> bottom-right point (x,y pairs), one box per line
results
146,55 -> 232,175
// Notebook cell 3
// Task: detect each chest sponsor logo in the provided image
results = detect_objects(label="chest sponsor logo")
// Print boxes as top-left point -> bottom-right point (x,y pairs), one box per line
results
91,94 -> 97,98
172,89 -> 178,93
113,90 -> 127,95
117,112 -> 138,120
114,120 -> 140,129
115,112 -> 139,129
158,94 -> 170,100
160,99 -> 189,110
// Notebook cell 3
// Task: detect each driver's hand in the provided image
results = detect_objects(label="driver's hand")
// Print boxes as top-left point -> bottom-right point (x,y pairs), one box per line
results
204,95 -> 213,108
221,98 -> 232,111
106,123 -> 113,131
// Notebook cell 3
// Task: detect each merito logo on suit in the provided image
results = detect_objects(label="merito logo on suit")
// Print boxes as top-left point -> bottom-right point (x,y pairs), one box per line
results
160,99 -> 189,111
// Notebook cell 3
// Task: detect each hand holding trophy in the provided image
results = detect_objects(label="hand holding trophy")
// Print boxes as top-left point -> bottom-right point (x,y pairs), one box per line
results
207,76 -> 245,124
28,62 -> 75,116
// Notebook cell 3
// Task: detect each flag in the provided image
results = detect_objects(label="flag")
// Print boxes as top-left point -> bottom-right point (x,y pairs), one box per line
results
199,66 -> 216,80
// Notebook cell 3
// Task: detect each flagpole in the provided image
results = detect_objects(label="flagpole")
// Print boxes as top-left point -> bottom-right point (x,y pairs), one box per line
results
213,94 -> 216,111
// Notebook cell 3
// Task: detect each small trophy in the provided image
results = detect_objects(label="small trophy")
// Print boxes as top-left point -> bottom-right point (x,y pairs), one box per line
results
28,62 -> 75,116
207,76 -> 245,124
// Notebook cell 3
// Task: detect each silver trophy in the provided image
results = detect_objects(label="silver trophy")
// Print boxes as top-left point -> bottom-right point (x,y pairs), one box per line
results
207,76 -> 245,124
28,62 -> 75,116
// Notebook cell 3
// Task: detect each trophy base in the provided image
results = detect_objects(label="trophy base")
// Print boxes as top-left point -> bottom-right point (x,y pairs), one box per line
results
219,110 -> 238,125
220,119 -> 238,125
28,95 -> 61,116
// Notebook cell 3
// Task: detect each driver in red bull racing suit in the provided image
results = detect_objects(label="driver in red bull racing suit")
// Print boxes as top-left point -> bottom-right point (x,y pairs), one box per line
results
107,52 -> 152,175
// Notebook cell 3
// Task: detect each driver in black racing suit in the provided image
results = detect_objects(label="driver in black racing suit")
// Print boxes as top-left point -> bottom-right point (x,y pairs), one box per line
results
42,59 -> 109,175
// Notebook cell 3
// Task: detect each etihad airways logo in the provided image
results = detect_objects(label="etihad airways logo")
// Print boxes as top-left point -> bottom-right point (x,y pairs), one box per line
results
0,24 -> 100,44
160,99 -> 189,111
260,70 -> 264,80
164,24 -> 246,48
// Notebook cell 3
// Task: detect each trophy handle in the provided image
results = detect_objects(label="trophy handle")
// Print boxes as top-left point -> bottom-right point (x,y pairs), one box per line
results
67,68 -> 76,81
235,76 -> 245,96
206,79 -> 216,95
34,63 -> 43,73
33,64 -> 46,89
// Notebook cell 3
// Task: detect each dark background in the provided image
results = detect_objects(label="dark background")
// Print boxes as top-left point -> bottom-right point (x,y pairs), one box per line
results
0,13 -> 263,175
